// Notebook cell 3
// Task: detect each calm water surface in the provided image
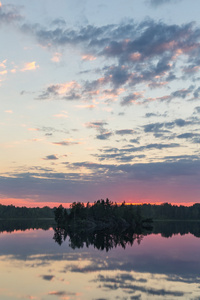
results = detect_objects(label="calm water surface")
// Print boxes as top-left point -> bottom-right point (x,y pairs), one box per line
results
0,222 -> 200,300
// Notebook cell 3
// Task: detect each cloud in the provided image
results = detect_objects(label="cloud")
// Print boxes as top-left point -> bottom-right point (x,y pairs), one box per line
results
41,275 -> 54,281
121,92 -> 143,106
50,18 -> 66,27
93,152 -> 145,163
171,85 -> 194,99
143,118 -> 192,134
148,0 -> 181,7
144,122 -> 168,133
115,129 -> 134,135
194,88 -> 200,99
51,52 -> 62,63
43,155 -> 58,160
130,139 -> 140,144
0,70 -> 7,75
96,132 -> 113,140
53,111 -> 68,118
177,133 -> 200,142
71,158 -> 200,180
21,61 -> 39,72
145,113 -> 160,118
48,291 -> 67,296
95,273 -> 184,297
164,155 -> 199,161
75,104 -> 96,109
53,140 -> 80,146
95,143 -> 179,162
20,18 -> 200,106
36,126 -> 69,135
38,81 -> 80,100
85,121 -> 108,130
0,59 -> 6,68
105,65 -> 130,87
82,54 -> 96,61
48,291 -> 79,298
130,296 -> 141,300
0,157 -> 200,204
0,3 -> 22,25
194,106 -> 200,113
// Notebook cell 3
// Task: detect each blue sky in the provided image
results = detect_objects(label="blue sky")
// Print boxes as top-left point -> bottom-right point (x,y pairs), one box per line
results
0,0 -> 200,207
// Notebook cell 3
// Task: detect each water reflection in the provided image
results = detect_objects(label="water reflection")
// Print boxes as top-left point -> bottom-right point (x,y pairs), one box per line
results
53,220 -> 200,251
0,221 -> 200,299
153,220 -> 200,238
53,226 -> 150,251
0,218 -> 55,233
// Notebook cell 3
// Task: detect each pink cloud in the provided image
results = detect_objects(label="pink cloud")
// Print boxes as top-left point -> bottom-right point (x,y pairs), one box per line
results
82,54 -> 96,61
21,61 -> 39,72
0,59 -> 7,68
53,111 -> 68,118
53,140 -> 80,146
51,52 -> 62,62
0,70 -> 7,75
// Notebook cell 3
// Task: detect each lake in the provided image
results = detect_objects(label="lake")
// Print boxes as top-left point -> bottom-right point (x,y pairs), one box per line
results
0,221 -> 200,300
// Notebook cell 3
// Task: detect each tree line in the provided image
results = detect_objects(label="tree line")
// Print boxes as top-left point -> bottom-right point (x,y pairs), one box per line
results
1,201 -> 200,221
139,202 -> 200,220
0,204 -> 54,219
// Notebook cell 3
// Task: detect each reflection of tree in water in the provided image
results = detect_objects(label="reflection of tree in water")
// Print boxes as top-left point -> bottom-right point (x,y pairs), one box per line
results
0,219 -> 54,233
153,221 -> 200,238
53,220 -> 200,250
53,226 -> 150,251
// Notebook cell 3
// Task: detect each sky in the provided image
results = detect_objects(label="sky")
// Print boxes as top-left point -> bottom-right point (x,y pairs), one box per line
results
0,0 -> 200,207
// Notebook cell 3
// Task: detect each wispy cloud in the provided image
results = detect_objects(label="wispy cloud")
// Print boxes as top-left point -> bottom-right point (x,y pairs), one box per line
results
21,61 -> 39,72
53,140 -> 80,146
38,81 -> 80,100
53,111 -> 68,118
51,52 -> 62,63
0,59 -> 6,68
82,54 -> 96,61
148,0 -> 181,7
0,3 -> 23,25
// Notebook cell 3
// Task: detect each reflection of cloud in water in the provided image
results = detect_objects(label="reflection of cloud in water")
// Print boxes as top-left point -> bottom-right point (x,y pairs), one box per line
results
1,229 -> 200,299
167,274 -> 200,284
94,274 -> 185,297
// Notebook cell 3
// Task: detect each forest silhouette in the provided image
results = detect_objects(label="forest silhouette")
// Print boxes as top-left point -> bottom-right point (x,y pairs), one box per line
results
1,200 -> 200,248
52,199 -> 200,250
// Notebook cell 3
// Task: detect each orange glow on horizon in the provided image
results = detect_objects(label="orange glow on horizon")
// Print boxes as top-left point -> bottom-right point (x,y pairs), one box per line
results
120,201 -> 197,207
0,198 -> 198,209
0,198 -> 71,208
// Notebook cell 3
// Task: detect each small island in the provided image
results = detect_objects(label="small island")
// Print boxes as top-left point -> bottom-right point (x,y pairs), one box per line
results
54,198 -> 153,230
53,199 -> 153,250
